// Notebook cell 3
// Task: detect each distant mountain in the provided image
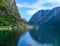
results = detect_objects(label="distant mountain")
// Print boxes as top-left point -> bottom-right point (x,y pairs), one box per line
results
29,10 -> 50,25
29,7 -> 60,45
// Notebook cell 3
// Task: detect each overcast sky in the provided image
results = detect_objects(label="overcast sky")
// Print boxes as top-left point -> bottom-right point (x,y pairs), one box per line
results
15,0 -> 60,21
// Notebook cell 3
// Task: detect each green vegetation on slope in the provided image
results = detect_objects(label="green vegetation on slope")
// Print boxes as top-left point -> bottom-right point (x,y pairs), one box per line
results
0,0 -> 2,2
0,0 -> 30,46
0,0 -> 28,27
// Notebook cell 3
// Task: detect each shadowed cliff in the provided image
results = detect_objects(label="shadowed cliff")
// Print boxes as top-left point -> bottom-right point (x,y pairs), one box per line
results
29,7 -> 60,46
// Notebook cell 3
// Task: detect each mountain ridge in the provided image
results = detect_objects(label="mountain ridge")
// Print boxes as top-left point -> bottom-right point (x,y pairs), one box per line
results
29,6 -> 60,45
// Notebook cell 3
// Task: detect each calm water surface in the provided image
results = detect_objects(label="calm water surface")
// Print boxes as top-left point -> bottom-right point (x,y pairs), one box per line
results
17,31 -> 53,46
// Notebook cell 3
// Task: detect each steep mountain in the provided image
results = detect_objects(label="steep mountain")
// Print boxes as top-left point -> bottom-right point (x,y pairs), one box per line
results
0,0 -> 31,46
29,7 -> 60,45
0,0 -> 25,26
29,10 -> 50,25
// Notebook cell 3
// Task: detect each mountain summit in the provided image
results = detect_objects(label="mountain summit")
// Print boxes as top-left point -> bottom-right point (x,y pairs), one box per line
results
29,7 -> 60,45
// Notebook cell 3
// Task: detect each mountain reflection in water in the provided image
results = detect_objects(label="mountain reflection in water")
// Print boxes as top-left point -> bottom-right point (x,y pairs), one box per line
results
17,32 -> 53,46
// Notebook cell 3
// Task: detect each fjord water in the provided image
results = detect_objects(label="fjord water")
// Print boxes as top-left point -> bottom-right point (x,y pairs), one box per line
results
17,29 -> 54,46
17,7 -> 60,46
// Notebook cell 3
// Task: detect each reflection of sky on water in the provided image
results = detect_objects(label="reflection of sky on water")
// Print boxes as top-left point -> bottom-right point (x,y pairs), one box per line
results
17,32 -> 53,46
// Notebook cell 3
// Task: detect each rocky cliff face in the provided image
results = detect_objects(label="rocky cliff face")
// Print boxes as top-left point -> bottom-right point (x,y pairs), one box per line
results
7,0 -> 19,16
0,0 -> 28,28
0,0 -> 30,46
